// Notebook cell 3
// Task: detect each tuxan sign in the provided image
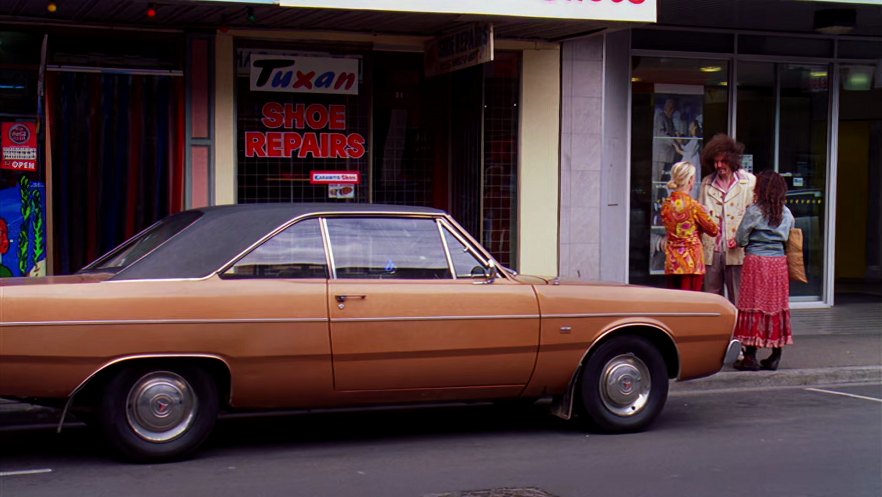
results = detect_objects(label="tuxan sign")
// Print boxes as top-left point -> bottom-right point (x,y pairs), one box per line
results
278,0 -> 657,23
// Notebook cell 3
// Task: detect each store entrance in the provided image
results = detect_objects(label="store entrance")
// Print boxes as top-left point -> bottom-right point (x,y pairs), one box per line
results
834,65 -> 882,301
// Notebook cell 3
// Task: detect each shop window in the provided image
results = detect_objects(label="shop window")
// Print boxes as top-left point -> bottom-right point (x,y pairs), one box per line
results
629,56 -> 729,285
235,45 -> 369,204
738,35 -> 833,58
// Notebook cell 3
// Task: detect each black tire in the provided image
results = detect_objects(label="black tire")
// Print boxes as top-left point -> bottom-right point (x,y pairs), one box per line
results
577,336 -> 669,433
99,365 -> 219,462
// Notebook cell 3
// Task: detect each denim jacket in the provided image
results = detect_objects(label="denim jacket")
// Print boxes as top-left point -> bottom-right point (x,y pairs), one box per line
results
735,204 -> 794,257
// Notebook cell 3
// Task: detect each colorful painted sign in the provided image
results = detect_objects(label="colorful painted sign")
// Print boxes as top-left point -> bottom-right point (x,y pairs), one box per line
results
0,176 -> 46,277
250,55 -> 360,95
425,23 -> 494,77
1,122 -> 38,172
245,102 -> 366,159
279,0 -> 656,22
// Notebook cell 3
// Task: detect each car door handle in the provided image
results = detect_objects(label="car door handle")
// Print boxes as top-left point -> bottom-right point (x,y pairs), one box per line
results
335,294 -> 366,303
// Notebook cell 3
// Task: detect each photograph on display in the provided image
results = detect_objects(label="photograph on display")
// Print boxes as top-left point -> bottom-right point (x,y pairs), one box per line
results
649,88 -> 704,275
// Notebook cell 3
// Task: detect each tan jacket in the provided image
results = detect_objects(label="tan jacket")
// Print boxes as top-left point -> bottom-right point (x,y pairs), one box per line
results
699,170 -> 756,266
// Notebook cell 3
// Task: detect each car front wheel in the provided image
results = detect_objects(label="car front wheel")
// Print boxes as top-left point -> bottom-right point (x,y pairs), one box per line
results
99,366 -> 219,462
578,336 -> 668,433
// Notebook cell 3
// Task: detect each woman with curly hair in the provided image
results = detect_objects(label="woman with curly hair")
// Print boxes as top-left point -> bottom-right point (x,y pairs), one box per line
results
732,170 -> 794,371
661,161 -> 719,291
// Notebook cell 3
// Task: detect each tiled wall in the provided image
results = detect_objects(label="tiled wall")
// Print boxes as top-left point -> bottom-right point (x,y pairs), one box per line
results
560,37 -> 604,280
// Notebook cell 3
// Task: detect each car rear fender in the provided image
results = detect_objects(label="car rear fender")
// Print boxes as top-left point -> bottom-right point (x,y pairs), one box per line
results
549,323 -> 679,421
57,354 -> 232,433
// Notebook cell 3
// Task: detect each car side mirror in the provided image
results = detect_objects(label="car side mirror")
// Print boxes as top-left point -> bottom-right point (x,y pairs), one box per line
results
472,262 -> 498,284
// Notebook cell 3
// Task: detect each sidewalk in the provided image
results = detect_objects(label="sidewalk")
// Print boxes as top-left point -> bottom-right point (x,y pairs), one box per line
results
2,299 -> 880,427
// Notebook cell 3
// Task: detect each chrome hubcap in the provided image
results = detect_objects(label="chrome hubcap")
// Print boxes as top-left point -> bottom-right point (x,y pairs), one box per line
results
600,354 -> 651,417
126,371 -> 196,443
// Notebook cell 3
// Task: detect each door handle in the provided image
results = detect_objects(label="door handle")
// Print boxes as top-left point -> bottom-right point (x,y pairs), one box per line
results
335,294 -> 366,303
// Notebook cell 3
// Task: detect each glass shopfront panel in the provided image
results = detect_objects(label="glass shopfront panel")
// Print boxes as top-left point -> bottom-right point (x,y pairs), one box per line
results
629,56 -> 729,285
737,62 -> 830,299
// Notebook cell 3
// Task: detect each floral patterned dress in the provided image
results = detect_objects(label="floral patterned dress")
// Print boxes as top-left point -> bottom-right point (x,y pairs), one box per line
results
661,191 -> 719,275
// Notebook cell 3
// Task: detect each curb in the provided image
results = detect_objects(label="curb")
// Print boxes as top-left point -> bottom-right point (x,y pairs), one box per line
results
671,366 -> 882,393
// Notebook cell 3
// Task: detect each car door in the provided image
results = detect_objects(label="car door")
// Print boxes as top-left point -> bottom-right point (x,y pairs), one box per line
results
325,215 -> 540,392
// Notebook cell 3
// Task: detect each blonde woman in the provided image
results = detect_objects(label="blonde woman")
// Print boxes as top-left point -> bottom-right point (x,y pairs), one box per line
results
660,162 -> 719,290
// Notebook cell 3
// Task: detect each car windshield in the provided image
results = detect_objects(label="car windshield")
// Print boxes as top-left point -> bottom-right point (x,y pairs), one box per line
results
81,211 -> 203,273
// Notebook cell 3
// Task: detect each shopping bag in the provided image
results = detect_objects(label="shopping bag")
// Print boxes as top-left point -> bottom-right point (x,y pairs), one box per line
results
786,227 -> 808,283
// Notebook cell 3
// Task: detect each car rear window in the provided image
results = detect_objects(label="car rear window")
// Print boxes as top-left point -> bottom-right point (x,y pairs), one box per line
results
82,211 -> 203,273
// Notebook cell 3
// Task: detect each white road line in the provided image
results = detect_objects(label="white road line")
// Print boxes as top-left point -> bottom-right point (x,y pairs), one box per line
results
805,387 -> 882,403
0,469 -> 53,477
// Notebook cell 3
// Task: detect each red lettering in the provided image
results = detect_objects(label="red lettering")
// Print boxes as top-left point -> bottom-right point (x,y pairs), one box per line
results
346,134 -> 366,159
261,102 -> 284,128
334,72 -> 356,91
294,71 -> 315,90
329,133 -> 348,158
283,103 -> 305,129
328,105 -> 346,130
266,132 -> 284,157
306,104 -> 329,129
299,132 -> 322,158
284,133 -> 303,157
245,132 -> 266,157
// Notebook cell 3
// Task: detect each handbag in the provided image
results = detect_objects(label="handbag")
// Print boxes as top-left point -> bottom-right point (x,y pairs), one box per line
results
786,227 -> 808,283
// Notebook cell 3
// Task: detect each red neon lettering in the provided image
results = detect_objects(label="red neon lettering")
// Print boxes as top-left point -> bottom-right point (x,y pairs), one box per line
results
245,132 -> 266,157
346,134 -> 366,159
261,102 -> 284,129
328,105 -> 346,130
266,132 -> 284,157
282,103 -> 305,129
306,104 -> 329,129
299,132 -> 321,158
284,133 -> 303,157
329,133 -> 348,158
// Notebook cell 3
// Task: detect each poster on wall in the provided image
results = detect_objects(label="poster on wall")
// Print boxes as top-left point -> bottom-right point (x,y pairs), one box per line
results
1,122 -> 38,172
649,85 -> 704,275
0,176 -> 47,278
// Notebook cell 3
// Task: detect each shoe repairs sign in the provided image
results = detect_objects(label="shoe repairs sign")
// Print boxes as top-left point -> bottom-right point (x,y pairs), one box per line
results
1,122 -> 38,172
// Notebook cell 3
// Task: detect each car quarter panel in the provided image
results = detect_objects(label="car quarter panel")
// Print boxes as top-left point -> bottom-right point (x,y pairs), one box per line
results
521,282 -> 737,397
0,276 -> 332,408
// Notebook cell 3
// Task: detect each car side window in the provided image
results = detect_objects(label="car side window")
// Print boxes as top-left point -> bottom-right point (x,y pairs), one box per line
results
442,227 -> 489,278
223,218 -> 328,279
326,217 -> 452,279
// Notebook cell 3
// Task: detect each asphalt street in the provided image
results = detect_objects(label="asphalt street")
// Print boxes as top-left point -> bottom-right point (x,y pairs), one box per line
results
1,383 -> 880,497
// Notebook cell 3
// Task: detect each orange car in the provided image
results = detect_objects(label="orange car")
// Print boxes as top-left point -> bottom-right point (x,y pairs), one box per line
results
0,203 -> 739,461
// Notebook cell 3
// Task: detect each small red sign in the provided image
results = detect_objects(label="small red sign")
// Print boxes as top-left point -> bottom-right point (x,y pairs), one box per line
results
310,170 -> 361,184
1,122 -> 38,172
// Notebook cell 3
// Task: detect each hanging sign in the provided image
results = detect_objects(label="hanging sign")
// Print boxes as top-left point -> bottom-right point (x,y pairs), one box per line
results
1,122 -> 38,172
425,23 -> 494,78
250,55 -> 360,95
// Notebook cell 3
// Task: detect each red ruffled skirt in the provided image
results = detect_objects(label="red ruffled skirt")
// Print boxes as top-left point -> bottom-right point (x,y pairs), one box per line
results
733,254 -> 793,348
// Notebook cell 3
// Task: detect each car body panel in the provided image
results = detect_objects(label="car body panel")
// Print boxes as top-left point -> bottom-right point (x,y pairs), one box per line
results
0,203 -> 737,421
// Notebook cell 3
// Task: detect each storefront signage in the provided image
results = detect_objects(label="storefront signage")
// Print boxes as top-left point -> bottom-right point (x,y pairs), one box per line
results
250,55 -> 360,95
425,24 -> 493,77
245,102 -> 367,159
310,171 -> 361,184
1,122 -> 38,172
279,0 -> 656,23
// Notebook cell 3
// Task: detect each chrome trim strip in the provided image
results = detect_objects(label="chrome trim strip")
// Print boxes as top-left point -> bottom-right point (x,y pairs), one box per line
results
1,317 -> 326,327
544,312 -> 721,319
332,314 -> 540,323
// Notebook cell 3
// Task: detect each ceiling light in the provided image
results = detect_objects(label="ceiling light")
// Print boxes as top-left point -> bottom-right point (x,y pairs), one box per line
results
810,71 -> 828,78
47,1 -> 57,12
700,66 -> 722,73
631,77 -> 641,82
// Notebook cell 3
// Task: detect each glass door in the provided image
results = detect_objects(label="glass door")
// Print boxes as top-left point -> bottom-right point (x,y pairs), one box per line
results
737,62 -> 830,300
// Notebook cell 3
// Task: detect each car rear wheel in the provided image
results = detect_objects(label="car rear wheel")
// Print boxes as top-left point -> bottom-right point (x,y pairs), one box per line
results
578,336 -> 668,433
99,366 -> 219,462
